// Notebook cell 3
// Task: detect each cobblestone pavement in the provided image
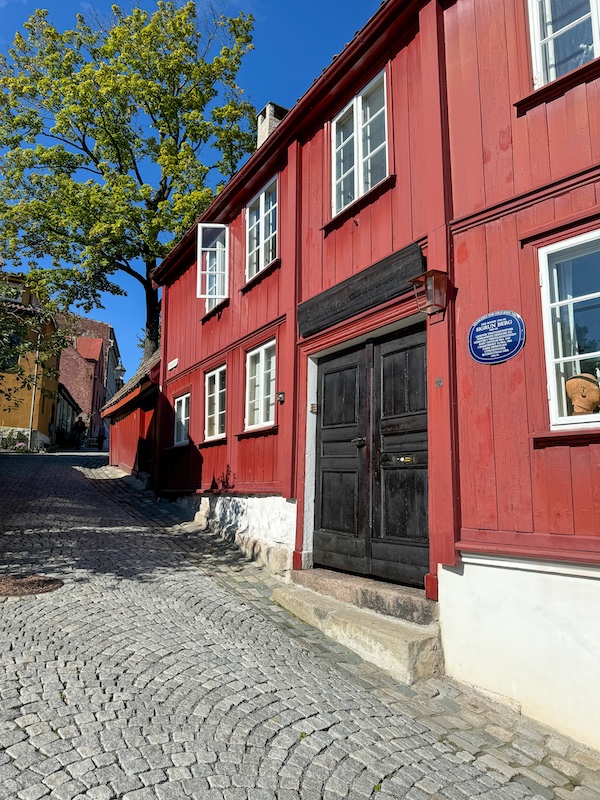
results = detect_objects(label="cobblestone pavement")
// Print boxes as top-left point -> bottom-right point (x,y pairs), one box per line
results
1,454 -> 599,800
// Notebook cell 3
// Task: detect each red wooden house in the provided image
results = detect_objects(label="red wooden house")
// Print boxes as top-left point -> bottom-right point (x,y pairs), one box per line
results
152,0 -> 600,749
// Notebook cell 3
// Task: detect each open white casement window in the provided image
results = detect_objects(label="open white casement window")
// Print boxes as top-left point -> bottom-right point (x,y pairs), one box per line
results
332,71 -> 388,215
528,0 -> 600,88
246,179 -> 278,281
205,365 -> 226,440
174,392 -> 190,445
245,340 -> 276,430
197,223 -> 228,313
539,229 -> 600,428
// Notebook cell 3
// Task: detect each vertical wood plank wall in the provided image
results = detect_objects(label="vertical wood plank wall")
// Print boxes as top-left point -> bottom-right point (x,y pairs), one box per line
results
446,0 -> 600,553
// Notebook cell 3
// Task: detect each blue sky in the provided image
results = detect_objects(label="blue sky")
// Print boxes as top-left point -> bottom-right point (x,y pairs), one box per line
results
0,0 -> 381,378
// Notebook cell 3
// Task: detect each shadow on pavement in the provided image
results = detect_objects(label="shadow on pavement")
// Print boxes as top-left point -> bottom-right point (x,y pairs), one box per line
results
0,453 -> 251,584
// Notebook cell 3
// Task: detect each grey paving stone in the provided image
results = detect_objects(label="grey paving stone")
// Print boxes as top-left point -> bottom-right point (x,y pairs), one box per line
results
1,453 -> 598,800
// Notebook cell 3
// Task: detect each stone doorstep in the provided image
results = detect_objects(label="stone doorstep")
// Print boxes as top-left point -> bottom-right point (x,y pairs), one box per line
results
289,568 -> 439,625
272,583 -> 443,686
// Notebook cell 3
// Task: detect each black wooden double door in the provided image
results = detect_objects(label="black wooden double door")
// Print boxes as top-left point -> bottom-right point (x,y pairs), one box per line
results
314,326 -> 428,587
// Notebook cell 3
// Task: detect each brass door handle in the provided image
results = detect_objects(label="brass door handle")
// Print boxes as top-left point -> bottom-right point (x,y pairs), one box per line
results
350,437 -> 366,447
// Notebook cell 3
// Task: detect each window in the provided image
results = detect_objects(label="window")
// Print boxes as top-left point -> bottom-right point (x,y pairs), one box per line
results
197,223 -> 228,313
247,179 -> 278,281
174,393 -> 190,444
528,0 -> 600,88
332,72 -> 388,215
539,229 -> 600,427
205,365 -> 226,439
246,340 -> 276,429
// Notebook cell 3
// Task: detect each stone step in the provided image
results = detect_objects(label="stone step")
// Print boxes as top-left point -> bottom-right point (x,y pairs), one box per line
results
289,568 -> 438,625
272,583 -> 443,685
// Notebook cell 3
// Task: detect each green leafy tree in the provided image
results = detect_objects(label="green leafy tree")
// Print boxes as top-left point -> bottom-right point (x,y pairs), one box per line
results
0,1 -> 256,356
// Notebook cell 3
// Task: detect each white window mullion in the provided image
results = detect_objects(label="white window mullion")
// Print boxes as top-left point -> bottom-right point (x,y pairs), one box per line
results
246,179 -> 278,282
331,71 -> 387,215
174,392 -> 191,445
197,223 -> 229,313
205,365 -> 226,440
539,229 -> 600,428
245,340 -> 276,430
528,0 -> 599,88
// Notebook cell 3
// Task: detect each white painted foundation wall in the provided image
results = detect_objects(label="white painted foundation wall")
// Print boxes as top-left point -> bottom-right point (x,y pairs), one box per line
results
439,554 -> 600,750
201,494 -> 297,573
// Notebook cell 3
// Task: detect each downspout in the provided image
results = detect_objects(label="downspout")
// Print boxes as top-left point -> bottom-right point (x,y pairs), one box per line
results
27,328 -> 42,451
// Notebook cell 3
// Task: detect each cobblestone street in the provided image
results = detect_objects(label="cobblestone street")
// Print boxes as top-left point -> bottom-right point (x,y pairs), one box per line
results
1,453 -> 599,800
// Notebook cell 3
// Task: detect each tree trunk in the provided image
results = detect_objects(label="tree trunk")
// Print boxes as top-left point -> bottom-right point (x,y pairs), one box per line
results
144,272 -> 160,358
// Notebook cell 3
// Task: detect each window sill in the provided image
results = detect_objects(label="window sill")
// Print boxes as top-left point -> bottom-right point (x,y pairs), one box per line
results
236,425 -> 278,440
322,175 -> 396,237
515,58 -> 600,117
531,428 -> 600,449
197,437 -> 227,449
241,258 -> 281,294
201,298 -> 229,324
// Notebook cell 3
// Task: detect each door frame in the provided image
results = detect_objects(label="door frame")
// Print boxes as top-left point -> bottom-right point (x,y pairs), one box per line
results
301,312 -> 427,573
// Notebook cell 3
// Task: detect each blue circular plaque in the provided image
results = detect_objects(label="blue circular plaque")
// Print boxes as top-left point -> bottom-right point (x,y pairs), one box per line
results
468,311 -> 526,365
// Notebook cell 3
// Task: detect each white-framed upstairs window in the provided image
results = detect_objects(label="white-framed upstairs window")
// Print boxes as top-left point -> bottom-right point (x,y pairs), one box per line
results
197,223 -> 228,313
246,178 -> 278,281
174,392 -> 190,445
527,0 -> 600,88
205,365 -> 226,440
332,71 -> 388,216
539,229 -> 600,428
245,340 -> 276,430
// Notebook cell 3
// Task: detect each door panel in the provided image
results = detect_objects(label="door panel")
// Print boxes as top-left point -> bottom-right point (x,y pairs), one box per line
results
314,346 -> 370,570
314,325 -> 428,587
372,329 -> 428,584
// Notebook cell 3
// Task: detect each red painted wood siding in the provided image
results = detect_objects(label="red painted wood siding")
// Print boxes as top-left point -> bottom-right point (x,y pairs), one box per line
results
110,403 -> 155,477
299,33 -> 428,305
454,184 -> 600,557
160,152 -> 298,497
445,0 -> 600,219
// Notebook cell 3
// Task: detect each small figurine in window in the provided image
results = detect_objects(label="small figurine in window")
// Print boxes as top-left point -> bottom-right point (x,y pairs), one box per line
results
565,373 -> 600,416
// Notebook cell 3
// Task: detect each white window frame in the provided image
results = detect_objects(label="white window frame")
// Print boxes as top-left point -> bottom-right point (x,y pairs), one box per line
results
173,392 -> 190,445
245,339 -> 276,430
205,365 -> 227,440
539,228 -> 600,429
246,178 -> 278,282
197,223 -> 229,313
527,0 -> 600,88
331,71 -> 388,216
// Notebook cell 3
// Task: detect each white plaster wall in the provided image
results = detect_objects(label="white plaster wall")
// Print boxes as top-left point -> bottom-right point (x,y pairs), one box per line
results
439,554 -> 600,750
204,494 -> 297,573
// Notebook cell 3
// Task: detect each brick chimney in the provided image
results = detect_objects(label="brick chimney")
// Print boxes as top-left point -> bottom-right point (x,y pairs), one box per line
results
256,102 -> 289,149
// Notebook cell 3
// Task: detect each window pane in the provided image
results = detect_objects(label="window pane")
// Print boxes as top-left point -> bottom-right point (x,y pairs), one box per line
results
541,17 -> 594,80
363,81 -> 385,122
555,359 -> 600,416
337,174 -> 355,211
362,111 -> 386,157
265,183 -> 277,211
335,107 -> 354,148
549,248 -> 600,304
364,148 -> 387,191
540,0 -> 592,37
551,298 -> 600,356
248,354 -> 260,426
263,345 -> 276,423
337,139 -> 355,181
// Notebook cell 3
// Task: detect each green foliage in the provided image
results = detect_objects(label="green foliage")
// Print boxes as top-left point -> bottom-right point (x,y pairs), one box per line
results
0,1 -> 256,352
0,273 -> 67,411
